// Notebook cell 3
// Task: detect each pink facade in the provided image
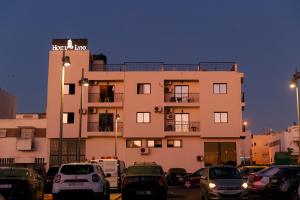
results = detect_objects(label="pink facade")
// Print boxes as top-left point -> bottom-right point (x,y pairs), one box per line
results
47,39 -> 245,172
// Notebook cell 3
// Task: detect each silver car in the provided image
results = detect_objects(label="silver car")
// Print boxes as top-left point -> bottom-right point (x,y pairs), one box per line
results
200,165 -> 248,200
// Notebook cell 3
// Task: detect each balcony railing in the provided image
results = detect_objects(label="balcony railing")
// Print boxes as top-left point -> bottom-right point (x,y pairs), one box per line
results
164,93 -> 199,103
89,62 -> 237,72
88,122 -> 123,132
88,93 -> 123,103
164,121 -> 200,132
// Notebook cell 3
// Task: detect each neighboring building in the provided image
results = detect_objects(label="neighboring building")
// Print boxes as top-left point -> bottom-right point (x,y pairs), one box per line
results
0,88 -> 16,119
0,113 -> 47,168
251,134 -> 271,164
47,39 -> 246,172
240,130 -> 252,165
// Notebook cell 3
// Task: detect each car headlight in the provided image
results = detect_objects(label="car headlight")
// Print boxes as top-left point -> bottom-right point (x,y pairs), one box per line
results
241,182 -> 248,189
209,182 -> 216,189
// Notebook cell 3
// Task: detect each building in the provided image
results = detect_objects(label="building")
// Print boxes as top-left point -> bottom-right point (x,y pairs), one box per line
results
0,88 -> 16,119
47,39 -> 246,172
0,113 -> 47,168
251,134 -> 271,164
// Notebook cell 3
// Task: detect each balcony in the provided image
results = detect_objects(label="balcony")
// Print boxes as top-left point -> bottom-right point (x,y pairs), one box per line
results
88,93 -> 123,103
87,122 -> 123,133
164,93 -> 199,103
164,121 -> 200,133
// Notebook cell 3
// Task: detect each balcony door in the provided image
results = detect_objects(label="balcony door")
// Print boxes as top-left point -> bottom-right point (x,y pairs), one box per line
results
175,85 -> 189,102
99,113 -> 114,132
175,113 -> 189,132
100,85 -> 114,102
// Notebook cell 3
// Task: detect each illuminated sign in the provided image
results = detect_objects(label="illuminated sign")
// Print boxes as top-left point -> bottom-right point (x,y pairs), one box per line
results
52,39 -> 88,51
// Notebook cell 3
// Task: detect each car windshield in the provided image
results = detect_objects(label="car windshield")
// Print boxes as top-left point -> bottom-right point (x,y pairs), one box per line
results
169,168 -> 187,175
60,165 -> 94,175
0,168 -> 30,178
209,167 -> 241,179
46,167 -> 59,176
258,166 -> 280,176
127,166 -> 163,176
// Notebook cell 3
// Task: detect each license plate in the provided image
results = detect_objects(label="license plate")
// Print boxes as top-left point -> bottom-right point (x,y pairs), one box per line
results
136,190 -> 152,195
68,182 -> 83,186
271,179 -> 277,183
222,190 -> 239,195
0,184 -> 12,188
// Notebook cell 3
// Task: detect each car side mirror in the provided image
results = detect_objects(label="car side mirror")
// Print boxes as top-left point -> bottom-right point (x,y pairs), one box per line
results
106,173 -> 111,178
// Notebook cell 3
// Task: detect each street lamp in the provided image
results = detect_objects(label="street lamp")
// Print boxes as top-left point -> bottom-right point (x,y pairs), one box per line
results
290,71 -> 300,165
115,113 -> 120,157
58,51 -> 71,165
77,68 -> 89,162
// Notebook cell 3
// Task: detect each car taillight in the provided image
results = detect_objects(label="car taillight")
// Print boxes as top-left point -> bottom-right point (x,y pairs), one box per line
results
254,175 -> 262,182
159,176 -> 166,186
54,175 -> 61,183
122,177 -> 129,187
92,174 -> 100,182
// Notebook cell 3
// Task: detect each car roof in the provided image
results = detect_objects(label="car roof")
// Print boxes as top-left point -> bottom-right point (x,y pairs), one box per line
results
207,165 -> 236,169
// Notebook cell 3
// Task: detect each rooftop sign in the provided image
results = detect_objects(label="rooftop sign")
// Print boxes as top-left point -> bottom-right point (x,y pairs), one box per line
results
52,39 -> 88,51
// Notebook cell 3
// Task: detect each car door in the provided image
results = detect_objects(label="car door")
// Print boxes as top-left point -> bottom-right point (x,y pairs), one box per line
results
190,168 -> 205,187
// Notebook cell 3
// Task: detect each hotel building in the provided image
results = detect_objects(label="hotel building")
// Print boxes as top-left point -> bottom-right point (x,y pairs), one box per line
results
47,39 -> 246,172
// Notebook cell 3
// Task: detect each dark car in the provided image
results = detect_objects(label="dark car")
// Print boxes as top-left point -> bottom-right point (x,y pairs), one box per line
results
200,165 -> 249,200
268,166 -> 300,198
166,168 -> 187,186
0,167 -> 44,200
44,166 -> 59,193
238,165 -> 267,180
178,168 -> 205,188
121,162 -> 168,200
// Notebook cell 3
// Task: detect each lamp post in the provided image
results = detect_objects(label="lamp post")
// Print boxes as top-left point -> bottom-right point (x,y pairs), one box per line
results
115,113 -> 120,158
77,68 -> 89,162
58,51 -> 71,165
290,71 -> 300,165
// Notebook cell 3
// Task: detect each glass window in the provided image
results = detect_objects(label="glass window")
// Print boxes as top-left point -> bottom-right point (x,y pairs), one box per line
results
214,112 -> 228,123
167,139 -> 182,148
63,113 -> 74,124
175,113 -> 189,132
147,139 -> 162,148
213,83 -> 227,94
137,83 -> 151,94
64,84 -> 75,95
60,164 -> 94,175
126,139 -> 142,148
175,85 -> 189,102
137,112 -> 150,123
204,142 -> 236,166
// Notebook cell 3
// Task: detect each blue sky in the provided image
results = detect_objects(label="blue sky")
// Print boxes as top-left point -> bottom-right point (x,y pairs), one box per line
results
0,0 -> 300,133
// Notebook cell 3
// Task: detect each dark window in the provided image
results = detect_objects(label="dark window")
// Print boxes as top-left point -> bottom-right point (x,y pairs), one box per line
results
204,142 -> 236,166
209,167 -> 241,179
63,113 -> 74,124
60,165 -> 94,175
126,166 -> 163,176
64,84 -> 75,95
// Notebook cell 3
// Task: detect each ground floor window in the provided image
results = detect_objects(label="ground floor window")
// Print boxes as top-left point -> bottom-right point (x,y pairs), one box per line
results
126,139 -> 142,148
204,142 -> 236,166
50,139 -> 86,166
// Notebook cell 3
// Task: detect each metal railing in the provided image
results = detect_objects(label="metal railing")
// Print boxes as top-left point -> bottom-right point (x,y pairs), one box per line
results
164,93 -> 199,103
87,122 -> 123,132
164,121 -> 200,132
88,93 -> 123,103
89,62 -> 237,72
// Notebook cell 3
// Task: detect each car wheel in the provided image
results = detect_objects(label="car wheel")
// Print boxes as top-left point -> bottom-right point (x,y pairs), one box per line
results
184,180 -> 192,189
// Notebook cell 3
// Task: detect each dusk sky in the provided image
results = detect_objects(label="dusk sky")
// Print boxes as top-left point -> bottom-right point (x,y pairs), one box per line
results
0,1 -> 299,133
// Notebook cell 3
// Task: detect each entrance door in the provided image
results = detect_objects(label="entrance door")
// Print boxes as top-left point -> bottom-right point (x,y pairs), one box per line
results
204,142 -> 237,166
175,85 -> 189,102
99,113 -> 114,132
175,113 -> 189,132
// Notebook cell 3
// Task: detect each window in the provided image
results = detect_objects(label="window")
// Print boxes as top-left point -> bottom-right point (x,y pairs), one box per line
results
137,112 -> 150,123
175,113 -> 189,132
137,83 -> 151,94
147,139 -> 162,148
0,129 -> 6,137
204,142 -> 236,166
64,84 -> 75,95
126,139 -> 142,148
21,128 -> 35,139
167,139 -> 182,148
213,83 -> 227,94
63,112 -> 74,124
214,112 -> 228,123
175,85 -> 189,102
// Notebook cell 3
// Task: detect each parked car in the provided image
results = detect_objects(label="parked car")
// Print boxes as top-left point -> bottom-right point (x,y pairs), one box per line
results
200,165 -> 249,200
52,163 -> 110,200
268,166 -> 300,199
238,165 -> 267,180
44,166 -> 59,193
178,168 -> 205,188
248,165 -> 281,194
121,162 -> 168,200
0,166 -> 44,200
166,168 -> 188,186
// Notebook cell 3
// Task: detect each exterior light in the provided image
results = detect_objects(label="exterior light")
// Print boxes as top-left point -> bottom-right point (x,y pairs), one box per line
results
63,56 -> 71,67
242,182 -> 248,189
290,81 -> 296,88
115,113 -> 120,157
209,182 -> 216,189
243,121 -> 248,126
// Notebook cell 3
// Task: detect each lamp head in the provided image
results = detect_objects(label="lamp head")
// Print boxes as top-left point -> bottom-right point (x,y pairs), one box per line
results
116,114 -> 120,120
63,56 -> 71,67
290,79 -> 297,88
243,121 -> 248,126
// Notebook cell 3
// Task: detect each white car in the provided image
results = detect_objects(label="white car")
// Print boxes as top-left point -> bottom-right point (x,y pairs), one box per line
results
52,163 -> 110,200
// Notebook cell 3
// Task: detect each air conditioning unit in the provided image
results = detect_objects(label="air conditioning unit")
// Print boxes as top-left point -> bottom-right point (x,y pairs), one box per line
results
165,107 -> 173,113
140,147 -> 150,155
166,114 -> 174,120
164,87 -> 172,93
165,80 -> 172,85
154,106 -> 163,113
88,107 -> 98,114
